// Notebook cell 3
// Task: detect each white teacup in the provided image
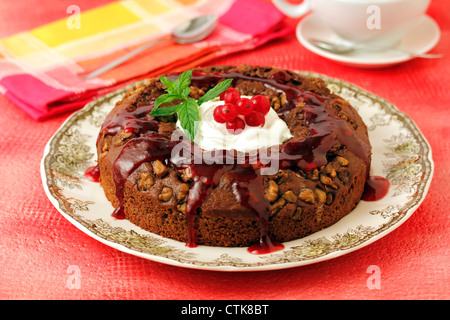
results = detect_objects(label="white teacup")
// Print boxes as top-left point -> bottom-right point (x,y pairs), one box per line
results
273,0 -> 431,48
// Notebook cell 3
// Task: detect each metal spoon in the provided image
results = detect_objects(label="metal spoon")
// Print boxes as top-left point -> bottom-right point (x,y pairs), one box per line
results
308,38 -> 443,59
84,15 -> 218,79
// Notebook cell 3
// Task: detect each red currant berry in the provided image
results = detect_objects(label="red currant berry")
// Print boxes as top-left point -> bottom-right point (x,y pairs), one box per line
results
123,127 -> 135,134
251,95 -> 271,115
245,111 -> 266,127
226,117 -> 246,135
236,98 -> 254,116
220,87 -> 239,101
223,88 -> 240,105
213,106 -> 226,123
219,103 -> 238,122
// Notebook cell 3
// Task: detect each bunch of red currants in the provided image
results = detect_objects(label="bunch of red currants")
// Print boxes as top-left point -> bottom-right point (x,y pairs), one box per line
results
213,88 -> 271,135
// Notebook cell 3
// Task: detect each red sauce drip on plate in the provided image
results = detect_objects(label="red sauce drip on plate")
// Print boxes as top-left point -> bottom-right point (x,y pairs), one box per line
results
111,204 -> 125,220
362,176 -> 390,201
247,235 -> 284,255
84,165 -> 100,182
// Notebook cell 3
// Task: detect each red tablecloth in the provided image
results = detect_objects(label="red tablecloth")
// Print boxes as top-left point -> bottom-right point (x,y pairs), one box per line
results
1,0 -> 448,300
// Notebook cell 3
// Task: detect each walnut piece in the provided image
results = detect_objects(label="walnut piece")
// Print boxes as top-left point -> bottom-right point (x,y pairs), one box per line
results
314,188 -> 326,205
180,167 -> 193,182
177,183 -> 189,202
158,187 -> 173,202
282,190 -> 298,203
299,189 -> 315,204
264,180 -> 279,203
275,170 -> 289,184
137,172 -> 154,191
177,203 -> 186,214
270,198 -> 286,217
336,156 -> 349,166
152,160 -> 168,177
320,174 -> 338,189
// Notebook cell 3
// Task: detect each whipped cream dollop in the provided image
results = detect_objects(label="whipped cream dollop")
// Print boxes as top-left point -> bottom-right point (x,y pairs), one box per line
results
176,97 -> 293,153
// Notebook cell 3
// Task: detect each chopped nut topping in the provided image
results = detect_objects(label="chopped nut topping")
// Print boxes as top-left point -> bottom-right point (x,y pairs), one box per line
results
113,130 -> 133,146
282,190 -> 298,203
137,172 -> 154,191
264,180 -> 279,203
299,189 -> 315,204
159,187 -> 173,202
314,188 -> 327,205
119,130 -> 133,139
177,183 -> 189,202
152,160 -> 168,177
275,170 -> 289,184
270,198 -> 286,217
280,93 -> 287,106
320,174 -> 338,189
177,203 -> 186,214
336,156 -> 349,166
180,167 -> 193,182
310,169 -> 319,181
189,86 -> 205,99
329,168 -> 337,178
320,174 -> 333,186
271,96 -> 281,110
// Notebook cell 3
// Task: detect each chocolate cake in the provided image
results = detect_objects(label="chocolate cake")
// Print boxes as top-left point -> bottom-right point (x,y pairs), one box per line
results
93,65 -> 372,251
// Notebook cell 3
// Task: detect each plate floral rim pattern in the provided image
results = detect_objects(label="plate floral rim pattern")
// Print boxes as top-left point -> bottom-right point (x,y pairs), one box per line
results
41,72 -> 433,271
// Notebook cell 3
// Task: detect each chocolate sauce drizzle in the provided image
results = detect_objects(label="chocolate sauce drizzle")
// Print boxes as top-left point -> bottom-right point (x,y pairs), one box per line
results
87,70 -> 378,254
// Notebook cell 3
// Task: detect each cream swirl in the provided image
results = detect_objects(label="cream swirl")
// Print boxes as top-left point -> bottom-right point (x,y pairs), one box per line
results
176,97 -> 293,153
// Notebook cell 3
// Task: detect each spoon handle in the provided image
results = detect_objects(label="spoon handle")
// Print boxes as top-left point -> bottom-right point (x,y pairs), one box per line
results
404,52 -> 443,59
308,39 -> 443,60
83,37 -> 169,79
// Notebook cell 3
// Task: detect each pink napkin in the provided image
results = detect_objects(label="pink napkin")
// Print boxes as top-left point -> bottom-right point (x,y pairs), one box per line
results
0,0 -> 292,120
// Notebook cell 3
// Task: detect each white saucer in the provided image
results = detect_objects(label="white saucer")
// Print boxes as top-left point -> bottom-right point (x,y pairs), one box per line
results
297,14 -> 441,68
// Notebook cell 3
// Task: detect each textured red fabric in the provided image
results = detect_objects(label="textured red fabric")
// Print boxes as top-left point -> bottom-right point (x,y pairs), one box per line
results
0,0 -> 448,300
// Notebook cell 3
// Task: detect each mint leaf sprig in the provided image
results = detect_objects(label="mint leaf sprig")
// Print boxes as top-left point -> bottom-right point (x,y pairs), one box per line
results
149,70 -> 233,140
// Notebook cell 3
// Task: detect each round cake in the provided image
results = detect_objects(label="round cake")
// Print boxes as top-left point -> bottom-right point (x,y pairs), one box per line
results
94,65 -> 372,250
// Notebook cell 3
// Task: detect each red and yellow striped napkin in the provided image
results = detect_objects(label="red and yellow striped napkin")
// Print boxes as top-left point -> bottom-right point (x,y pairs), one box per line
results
0,0 -> 292,120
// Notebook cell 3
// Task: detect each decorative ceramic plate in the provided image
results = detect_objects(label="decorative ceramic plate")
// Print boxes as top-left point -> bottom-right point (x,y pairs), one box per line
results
41,72 -> 433,271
